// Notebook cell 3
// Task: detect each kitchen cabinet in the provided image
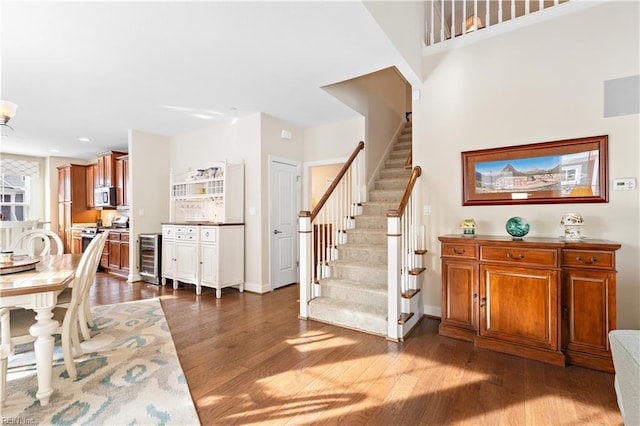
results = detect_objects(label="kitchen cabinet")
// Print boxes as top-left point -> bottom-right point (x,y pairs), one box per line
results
86,163 -> 97,208
57,164 -> 96,253
105,231 -> 130,276
162,224 -> 244,297
116,155 -> 130,206
438,235 -> 620,371
96,151 -> 127,188
71,229 -> 83,255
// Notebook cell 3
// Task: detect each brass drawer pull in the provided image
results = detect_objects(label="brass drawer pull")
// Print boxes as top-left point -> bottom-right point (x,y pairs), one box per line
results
507,252 -> 525,260
576,256 -> 598,264
452,248 -> 466,255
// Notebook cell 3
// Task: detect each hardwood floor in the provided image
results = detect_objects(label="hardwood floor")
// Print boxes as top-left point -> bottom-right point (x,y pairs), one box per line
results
92,272 -> 623,425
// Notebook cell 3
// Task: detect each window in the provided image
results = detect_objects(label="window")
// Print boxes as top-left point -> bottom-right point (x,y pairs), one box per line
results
0,159 -> 38,221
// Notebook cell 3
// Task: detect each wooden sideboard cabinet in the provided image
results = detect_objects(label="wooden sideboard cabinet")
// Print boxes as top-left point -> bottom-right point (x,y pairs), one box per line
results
438,235 -> 621,372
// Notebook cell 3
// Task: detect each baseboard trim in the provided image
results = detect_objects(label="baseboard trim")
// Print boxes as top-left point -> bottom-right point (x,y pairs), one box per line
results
423,304 -> 441,318
243,281 -> 270,294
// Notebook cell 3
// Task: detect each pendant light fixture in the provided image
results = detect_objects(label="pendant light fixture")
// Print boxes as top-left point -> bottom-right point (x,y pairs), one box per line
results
0,100 -> 18,130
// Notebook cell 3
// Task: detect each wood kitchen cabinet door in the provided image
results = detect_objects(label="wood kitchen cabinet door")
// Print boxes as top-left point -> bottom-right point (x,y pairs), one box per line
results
120,233 -> 130,273
479,264 -> 559,351
108,234 -> 121,269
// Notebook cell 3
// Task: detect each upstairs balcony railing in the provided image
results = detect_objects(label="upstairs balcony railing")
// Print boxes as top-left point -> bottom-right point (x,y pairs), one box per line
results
426,0 -> 570,46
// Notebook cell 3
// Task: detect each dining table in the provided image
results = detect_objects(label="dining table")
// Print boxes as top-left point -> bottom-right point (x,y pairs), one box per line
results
0,253 -> 80,406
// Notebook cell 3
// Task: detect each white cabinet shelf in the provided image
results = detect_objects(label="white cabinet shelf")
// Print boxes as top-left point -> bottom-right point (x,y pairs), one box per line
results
170,161 -> 243,223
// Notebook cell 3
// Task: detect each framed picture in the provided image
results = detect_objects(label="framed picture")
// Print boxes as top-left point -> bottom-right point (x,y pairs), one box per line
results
462,135 -> 608,206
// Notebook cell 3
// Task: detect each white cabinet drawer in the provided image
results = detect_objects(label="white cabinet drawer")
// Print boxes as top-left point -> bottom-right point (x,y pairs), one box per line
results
162,225 -> 175,239
175,226 -> 197,236
200,227 -> 217,243
176,233 -> 196,241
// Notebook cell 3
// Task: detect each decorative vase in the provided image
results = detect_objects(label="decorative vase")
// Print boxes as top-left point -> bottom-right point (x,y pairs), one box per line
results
460,218 -> 477,237
505,216 -> 530,240
561,213 -> 584,239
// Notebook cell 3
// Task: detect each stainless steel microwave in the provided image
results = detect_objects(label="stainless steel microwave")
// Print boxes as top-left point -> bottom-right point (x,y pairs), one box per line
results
94,186 -> 116,208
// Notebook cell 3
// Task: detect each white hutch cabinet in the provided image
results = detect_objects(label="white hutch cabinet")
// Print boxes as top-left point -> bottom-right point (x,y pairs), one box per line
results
161,162 -> 245,297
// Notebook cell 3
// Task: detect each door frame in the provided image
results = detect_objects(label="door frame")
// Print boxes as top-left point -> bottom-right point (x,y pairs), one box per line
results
268,155 -> 301,290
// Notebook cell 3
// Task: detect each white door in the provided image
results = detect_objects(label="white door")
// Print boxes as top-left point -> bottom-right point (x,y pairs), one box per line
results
270,158 -> 299,289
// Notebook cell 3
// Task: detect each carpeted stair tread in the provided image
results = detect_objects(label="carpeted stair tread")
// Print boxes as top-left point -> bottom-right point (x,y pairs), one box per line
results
329,258 -> 387,270
308,297 -> 387,336
320,277 -> 387,295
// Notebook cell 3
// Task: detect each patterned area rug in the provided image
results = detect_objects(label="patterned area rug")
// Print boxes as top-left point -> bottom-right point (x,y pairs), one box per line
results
3,298 -> 200,425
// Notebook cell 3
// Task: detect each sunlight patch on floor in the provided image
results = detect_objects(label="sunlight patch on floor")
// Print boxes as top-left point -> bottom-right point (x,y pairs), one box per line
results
286,330 -> 359,352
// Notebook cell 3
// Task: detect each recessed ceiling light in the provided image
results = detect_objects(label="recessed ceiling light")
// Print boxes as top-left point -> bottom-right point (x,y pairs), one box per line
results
78,137 -> 90,142
49,149 -> 59,153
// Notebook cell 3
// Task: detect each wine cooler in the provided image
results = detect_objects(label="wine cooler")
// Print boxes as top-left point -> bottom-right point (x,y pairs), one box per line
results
139,233 -> 162,284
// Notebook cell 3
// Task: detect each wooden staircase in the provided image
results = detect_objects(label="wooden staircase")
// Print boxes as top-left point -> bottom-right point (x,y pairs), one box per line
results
307,122 -> 424,337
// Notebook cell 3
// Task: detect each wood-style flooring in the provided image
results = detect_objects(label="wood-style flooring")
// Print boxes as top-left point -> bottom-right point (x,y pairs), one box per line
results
91,273 -> 623,425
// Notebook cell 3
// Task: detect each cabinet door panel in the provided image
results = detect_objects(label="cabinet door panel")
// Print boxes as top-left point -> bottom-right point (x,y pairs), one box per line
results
108,240 -> 121,269
162,241 -> 175,278
480,265 -> 558,350
175,241 -> 197,282
442,260 -> 478,330
562,270 -> 614,353
121,240 -> 129,272
200,244 -> 218,285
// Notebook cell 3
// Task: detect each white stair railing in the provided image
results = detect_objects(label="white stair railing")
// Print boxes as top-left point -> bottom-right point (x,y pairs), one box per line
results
425,0 -> 569,46
387,166 -> 422,341
299,141 -> 365,319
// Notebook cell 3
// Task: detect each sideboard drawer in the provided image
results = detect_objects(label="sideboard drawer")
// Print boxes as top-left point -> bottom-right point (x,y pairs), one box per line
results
441,243 -> 477,259
480,246 -> 558,267
562,250 -> 614,269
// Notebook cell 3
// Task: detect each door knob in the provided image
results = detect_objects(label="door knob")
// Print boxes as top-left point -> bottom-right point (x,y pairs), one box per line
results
274,229 -> 283,234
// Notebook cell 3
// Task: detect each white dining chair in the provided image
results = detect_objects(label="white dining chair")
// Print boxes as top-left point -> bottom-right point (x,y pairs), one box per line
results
10,229 -> 63,257
0,231 -> 109,407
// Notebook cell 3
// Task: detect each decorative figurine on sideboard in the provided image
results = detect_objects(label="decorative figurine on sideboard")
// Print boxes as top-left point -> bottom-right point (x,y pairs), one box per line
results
505,216 -> 530,240
461,218 -> 477,237
561,212 -> 584,240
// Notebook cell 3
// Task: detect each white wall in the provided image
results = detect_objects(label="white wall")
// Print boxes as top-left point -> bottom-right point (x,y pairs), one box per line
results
168,114 -> 264,291
260,113 -> 304,290
303,117 -> 365,162
362,0 -> 424,84
128,130 -> 171,282
413,1 -> 640,328
323,67 -> 407,185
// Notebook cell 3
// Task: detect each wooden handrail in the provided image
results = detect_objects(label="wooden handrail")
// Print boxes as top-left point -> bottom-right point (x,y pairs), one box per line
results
309,141 -> 365,222
404,149 -> 412,170
388,166 -> 422,217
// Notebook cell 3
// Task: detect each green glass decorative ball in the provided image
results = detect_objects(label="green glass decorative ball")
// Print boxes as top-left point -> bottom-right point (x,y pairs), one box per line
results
505,216 -> 530,239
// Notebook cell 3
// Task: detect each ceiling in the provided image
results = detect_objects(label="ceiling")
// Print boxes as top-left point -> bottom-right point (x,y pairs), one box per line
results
0,1 -> 408,160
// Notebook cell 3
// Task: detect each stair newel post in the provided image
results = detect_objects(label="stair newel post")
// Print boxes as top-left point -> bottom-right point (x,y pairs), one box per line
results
299,211 -> 312,319
387,210 -> 402,341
